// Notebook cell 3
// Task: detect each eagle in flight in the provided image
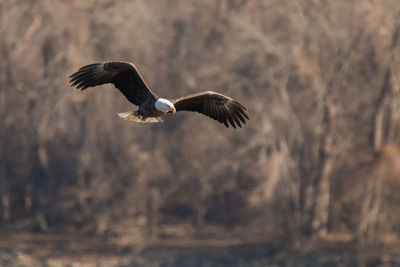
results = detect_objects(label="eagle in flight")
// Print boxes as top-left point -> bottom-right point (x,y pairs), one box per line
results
69,61 -> 248,128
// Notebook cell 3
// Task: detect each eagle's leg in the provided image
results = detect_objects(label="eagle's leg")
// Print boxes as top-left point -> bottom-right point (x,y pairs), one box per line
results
118,110 -> 163,123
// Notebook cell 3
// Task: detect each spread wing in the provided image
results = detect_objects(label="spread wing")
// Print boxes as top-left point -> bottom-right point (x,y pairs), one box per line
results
69,61 -> 157,106
173,91 -> 249,128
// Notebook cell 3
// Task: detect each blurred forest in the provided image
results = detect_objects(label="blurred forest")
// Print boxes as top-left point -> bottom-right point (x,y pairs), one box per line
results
1,0 -> 400,265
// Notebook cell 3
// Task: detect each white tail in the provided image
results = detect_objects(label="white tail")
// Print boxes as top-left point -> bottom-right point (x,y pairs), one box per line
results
118,110 -> 163,123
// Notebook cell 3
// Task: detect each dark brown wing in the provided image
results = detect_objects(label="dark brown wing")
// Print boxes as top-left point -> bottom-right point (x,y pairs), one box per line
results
69,61 -> 157,106
173,91 -> 249,128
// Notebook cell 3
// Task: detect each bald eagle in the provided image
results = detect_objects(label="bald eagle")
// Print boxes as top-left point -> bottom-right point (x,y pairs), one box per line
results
69,61 -> 248,128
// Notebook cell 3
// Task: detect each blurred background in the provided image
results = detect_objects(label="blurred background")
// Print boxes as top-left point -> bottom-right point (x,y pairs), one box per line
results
1,0 -> 400,266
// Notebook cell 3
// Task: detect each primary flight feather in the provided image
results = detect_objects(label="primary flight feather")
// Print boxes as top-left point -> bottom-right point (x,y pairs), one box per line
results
69,61 -> 249,128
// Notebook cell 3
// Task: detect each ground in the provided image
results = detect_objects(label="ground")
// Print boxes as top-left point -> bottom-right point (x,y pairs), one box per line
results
1,231 -> 400,266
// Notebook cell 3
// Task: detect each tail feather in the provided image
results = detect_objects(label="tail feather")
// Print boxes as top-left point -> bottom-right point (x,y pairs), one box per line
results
118,110 -> 163,123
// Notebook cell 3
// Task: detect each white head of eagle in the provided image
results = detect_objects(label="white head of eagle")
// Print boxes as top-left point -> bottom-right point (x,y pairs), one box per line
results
155,98 -> 176,113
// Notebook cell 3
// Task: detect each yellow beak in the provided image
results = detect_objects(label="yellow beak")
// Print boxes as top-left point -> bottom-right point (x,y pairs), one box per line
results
172,107 -> 176,114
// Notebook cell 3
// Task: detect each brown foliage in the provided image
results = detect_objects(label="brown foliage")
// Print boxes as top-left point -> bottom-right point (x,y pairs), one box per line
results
1,0 -> 400,248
